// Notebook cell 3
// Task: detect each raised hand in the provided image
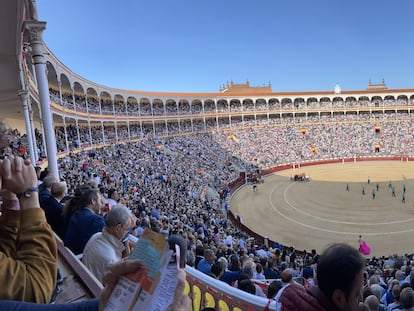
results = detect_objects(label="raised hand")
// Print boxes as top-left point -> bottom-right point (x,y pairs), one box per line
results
0,155 -> 37,194
0,155 -> 39,210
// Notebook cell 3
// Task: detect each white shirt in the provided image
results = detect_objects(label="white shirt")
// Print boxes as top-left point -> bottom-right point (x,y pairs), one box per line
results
107,198 -> 118,207
82,228 -> 125,283
257,249 -> 267,258
94,176 -> 101,185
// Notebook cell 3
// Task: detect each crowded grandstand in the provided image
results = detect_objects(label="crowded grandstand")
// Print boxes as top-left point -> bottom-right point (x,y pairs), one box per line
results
2,1 -> 414,310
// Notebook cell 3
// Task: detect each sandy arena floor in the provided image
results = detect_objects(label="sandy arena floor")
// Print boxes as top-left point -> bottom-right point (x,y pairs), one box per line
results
230,161 -> 414,257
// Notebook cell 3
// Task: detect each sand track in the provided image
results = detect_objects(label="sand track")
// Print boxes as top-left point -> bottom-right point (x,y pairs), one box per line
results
230,161 -> 414,257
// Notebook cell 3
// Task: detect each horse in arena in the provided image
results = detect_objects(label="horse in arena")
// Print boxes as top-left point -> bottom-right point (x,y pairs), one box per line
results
292,173 -> 310,182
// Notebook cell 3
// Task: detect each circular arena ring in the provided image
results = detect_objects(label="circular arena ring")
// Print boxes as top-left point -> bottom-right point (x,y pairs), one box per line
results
230,160 -> 414,257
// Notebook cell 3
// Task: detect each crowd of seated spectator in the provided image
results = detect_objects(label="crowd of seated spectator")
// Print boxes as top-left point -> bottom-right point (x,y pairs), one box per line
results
48,127 -> 414,270
45,111 -> 414,172
5,108 -> 414,309
49,88 -> 414,120
9,108 -> 414,175
12,109 -> 414,163
0,117 -> 190,308
9,91 -> 414,307
44,142 -> 414,306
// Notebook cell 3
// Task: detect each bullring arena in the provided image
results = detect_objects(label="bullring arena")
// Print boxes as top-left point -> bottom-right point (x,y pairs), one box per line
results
231,160 -> 414,257
4,2 -> 414,309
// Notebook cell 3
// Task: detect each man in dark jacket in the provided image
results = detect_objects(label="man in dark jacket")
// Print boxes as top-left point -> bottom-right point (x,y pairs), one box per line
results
64,189 -> 105,255
43,181 -> 67,239
276,243 -> 366,311
39,174 -> 58,208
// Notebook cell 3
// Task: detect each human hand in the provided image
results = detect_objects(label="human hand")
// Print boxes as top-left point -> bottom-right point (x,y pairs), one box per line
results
98,260 -> 190,311
0,155 -> 39,210
0,155 -> 37,194
99,260 -> 144,311
166,268 -> 191,311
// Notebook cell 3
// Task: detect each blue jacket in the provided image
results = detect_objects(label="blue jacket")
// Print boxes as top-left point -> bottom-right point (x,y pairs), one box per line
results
197,258 -> 212,274
64,208 -> 105,255
220,270 -> 241,285
42,195 -> 65,239
39,188 -> 52,209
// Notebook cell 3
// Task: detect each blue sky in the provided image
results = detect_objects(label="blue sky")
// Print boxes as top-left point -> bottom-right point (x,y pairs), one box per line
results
37,0 -> 414,93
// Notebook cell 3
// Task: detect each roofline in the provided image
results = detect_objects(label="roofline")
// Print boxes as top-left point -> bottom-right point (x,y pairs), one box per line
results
114,88 -> 414,98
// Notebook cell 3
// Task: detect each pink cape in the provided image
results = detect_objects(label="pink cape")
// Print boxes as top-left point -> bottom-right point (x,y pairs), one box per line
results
359,241 -> 371,255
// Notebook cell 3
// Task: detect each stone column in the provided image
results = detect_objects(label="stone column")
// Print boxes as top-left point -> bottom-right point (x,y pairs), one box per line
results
28,100 -> 39,162
63,116 -> 69,153
18,91 -> 36,164
24,20 -> 59,178
76,119 -> 81,148
127,120 -> 131,141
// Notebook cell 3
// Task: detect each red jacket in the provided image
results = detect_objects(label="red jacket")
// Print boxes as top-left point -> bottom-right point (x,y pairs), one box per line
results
277,283 -> 340,311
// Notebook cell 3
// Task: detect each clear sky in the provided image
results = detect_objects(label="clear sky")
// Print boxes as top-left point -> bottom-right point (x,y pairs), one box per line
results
37,0 -> 414,93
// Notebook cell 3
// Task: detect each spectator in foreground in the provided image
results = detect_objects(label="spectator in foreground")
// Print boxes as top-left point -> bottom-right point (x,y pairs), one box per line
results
400,287 -> 414,311
197,248 -> 215,275
238,279 -> 256,295
42,181 -> 67,239
387,284 -> 402,310
276,243 -> 366,311
64,189 -> 105,255
233,261 -> 266,297
82,204 -> 132,283
106,188 -> 119,208
267,280 -> 283,299
0,122 -> 58,303
209,261 -> 225,280
364,295 -> 380,311
0,260 -> 191,311
38,174 -> 58,209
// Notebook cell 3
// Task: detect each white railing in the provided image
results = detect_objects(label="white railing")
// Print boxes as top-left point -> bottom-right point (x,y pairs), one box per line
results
184,265 -> 276,311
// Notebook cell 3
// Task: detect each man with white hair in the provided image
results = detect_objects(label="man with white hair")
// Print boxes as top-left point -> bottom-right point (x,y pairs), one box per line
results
82,204 -> 133,283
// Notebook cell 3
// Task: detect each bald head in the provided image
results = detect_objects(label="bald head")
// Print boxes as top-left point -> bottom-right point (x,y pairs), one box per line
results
364,295 -> 379,311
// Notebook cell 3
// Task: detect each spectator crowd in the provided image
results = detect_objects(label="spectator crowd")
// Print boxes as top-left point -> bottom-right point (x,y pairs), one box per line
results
3,105 -> 414,309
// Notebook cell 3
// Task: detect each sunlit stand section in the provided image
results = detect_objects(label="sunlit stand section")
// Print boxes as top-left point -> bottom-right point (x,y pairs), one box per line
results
185,266 -> 276,311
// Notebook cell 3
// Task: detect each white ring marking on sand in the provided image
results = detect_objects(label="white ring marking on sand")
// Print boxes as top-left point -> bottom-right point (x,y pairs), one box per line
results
268,182 -> 414,236
282,182 -> 414,225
